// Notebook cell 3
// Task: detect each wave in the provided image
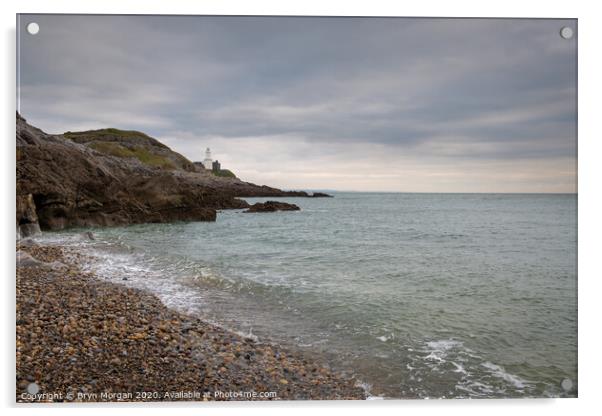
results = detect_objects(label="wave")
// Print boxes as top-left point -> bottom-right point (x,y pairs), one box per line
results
481,361 -> 531,390
30,221 -> 574,399
410,338 -> 535,398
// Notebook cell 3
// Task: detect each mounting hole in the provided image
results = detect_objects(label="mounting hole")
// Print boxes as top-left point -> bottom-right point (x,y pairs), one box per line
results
26,382 -> 39,395
560,378 -> 573,391
27,22 -> 40,35
560,26 -> 573,40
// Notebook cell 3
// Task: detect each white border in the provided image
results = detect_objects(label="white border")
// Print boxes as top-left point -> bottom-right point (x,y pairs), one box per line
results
3,1 -> 600,415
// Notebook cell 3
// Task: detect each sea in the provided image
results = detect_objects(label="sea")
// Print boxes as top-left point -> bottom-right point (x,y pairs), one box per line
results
36,192 -> 577,399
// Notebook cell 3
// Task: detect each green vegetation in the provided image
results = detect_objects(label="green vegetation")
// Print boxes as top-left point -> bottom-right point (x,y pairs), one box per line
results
88,141 -> 133,158
63,127 -> 195,171
88,141 -> 175,170
65,128 -> 153,142
131,147 -> 176,170
212,169 -> 236,178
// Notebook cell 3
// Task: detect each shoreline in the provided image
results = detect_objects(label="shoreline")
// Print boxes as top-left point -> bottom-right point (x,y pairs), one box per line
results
16,242 -> 366,402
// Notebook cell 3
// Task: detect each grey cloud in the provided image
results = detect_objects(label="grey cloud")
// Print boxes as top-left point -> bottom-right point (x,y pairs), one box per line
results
18,15 -> 576,192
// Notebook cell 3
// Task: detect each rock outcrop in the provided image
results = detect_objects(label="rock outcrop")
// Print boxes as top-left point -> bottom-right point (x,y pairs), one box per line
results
244,201 -> 301,213
16,194 -> 41,237
17,114 -> 241,231
16,113 -> 319,231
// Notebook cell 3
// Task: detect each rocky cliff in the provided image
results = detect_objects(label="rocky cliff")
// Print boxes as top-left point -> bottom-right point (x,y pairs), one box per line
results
16,113 -> 317,235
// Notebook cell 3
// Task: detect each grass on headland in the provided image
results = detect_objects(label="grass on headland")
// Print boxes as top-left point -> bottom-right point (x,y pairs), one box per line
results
64,128 -> 155,143
212,169 -> 236,178
88,141 -> 175,170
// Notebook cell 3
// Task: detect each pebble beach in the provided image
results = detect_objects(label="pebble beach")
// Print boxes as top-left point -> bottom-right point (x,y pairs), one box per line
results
16,242 -> 366,402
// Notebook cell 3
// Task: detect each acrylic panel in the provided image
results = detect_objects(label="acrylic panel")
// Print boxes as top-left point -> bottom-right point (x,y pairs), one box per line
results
16,15 -> 577,402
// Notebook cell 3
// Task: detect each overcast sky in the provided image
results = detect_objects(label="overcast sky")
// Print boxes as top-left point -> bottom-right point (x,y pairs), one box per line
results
18,15 -> 577,192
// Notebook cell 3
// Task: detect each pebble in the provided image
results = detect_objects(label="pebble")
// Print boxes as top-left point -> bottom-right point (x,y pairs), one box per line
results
16,244 -> 366,402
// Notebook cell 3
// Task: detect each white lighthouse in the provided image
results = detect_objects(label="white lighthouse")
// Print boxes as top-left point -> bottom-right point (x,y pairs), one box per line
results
202,147 -> 213,170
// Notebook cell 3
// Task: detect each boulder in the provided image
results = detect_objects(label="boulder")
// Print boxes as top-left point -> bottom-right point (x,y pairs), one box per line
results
81,231 -> 95,240
16,194 -> 41,237
244,201 -> 300,213
18,224 -> 41,238
16,250 -> 43,268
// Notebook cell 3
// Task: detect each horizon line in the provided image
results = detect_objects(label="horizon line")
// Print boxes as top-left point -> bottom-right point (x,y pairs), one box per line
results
279,190 -> 578,195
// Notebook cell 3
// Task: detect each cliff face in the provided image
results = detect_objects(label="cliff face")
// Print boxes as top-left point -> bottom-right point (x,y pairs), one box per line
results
15,114 -> 306,234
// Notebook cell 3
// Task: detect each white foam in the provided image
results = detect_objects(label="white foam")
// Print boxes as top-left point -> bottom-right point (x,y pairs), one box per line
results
231,327 -> 260,343
355,380 -> 385,399
376,332 -> 394,342
70,242 -> 208,316
455,381 -> 495,397
426,339 -> 462,350
424,352 -> 445,362
481,361 -> 530,390
423,339 -> 462,363
452,361 -> 467,374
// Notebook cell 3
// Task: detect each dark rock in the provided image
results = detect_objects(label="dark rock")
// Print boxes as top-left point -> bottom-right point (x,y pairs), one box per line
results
81,231 -> 95,240
16,194 -> 41,237
311,192 -> 333,198
16,114 -> 317,231
18,223 -> 41,238
244,201 -> 301,213
232,185 -> 311,198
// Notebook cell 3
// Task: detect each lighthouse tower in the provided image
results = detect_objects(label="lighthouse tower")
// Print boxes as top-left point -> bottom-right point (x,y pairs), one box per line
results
202,147 -> 213,170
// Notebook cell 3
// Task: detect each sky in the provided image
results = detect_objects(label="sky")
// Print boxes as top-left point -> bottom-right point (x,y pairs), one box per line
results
17,15 -> 577,193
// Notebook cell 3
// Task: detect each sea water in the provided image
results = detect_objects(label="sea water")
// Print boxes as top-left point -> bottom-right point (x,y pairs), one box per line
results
37,193 -> 577,398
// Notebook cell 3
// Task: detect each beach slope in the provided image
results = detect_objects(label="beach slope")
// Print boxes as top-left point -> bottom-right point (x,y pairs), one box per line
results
16,243 -> 366,402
